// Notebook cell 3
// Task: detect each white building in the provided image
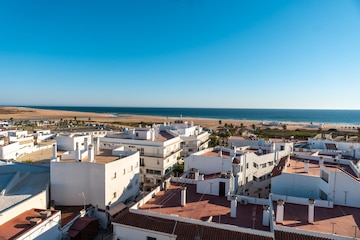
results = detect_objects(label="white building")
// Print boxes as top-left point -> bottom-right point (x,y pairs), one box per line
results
160,120 -> 210,157
0,160 -> 49,225
0,208 -> 61,240
56,133 -> 93,151
271,153 -> 360,208
0,130 -> 35,160
183,142 -> 292,198
307,137 -> 360,159
101,126 -> 182,189
50,143 -> 140,228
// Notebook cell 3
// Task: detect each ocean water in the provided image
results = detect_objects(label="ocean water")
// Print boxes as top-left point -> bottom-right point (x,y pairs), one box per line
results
24,106 -> 360,125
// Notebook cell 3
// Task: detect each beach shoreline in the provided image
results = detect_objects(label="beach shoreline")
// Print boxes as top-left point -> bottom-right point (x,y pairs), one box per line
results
0,106 -> 358,132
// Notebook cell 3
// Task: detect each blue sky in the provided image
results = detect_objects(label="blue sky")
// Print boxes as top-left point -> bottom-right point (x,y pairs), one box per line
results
1,0 -> 359,109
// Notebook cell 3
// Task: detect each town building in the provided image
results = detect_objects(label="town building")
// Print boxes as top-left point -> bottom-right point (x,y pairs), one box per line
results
0,130 -> 35,160
50,143 -> 140,228
182,143 -> 292,198
0,160 -> 49,225
159,120 -> 210,157
0,208 -> 61,240
271,153 -> 360,208
100,125 -> 182,190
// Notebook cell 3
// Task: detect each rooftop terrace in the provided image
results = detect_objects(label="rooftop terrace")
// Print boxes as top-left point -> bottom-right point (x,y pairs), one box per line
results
274,202 -> 360,239
0,208 -> 59,240
139,183 -> 270,232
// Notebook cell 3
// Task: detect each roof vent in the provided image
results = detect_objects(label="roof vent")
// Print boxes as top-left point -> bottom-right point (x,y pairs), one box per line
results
29,217 -> 42,226
40,210 -> 51,219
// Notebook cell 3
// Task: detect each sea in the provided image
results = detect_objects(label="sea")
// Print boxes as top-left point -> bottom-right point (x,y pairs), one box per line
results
22,106 -> 360,125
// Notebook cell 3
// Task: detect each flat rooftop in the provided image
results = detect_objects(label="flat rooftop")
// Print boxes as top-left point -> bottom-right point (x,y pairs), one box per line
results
139,183 -> 270,232
285,157 -> 359,180
108,131 -> 176,142
0,208 -> 59,240
274,202 -> 360,239
59,149 -> 129,164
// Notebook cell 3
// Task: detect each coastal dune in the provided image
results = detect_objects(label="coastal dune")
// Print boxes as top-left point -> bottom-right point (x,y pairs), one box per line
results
0,106 -> 358,132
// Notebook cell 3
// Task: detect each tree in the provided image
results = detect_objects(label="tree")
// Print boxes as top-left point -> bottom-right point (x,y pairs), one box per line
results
282,124 -> 287,131
219,120 -> 222,125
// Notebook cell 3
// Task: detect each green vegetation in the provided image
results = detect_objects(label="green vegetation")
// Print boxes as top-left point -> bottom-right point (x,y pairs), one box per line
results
254,128 -> 317,139
173,163 -> 184,176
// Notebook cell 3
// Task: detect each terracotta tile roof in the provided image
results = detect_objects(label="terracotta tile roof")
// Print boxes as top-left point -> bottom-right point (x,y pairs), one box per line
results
274,202 -> 360,239
274,230 -> 332,240
113,209 -> 271,240
0,208 -> 59,240
138,183 -> 270,232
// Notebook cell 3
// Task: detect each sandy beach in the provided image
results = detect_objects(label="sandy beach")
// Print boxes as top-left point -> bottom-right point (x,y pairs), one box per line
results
0,106 -> 358,132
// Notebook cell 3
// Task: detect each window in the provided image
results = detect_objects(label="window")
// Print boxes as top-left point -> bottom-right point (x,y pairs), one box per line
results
261,163 -> 267,168
268,161 -> 273,166
131,165 -> 133,171
319,189 -> 328,200
157,160 -> 160,165
253,163 -> 258,168
245,177 -> 248,183
147,237 -> 156,240
113,192 -> 117,198
113,172 -> 117,179
136,133 -> 139,137
321,170 -> 329,183
140,148 -> 144,154
123,169 -> 126,175
246,163 -> 249,169
140,158 -> 145,166
146,169 -> 161,175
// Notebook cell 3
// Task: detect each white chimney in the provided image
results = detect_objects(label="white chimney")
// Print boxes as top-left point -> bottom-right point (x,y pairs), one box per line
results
88,144 -> 94,163
151,128 -> 155,141
271,142 -> 276,153
181,187 -> 187,207
276,199 -> 284,224
75,142 -> 81,162
194,169 -> 199,180
262,205 -> 270,226
308,199 -> 315,223
218,150 -> 223,158
230,195 -> 237,218
95,137 -> 100,155
52,144 -> 57,159
304,160 -> 309,173
84,137 -> 88,151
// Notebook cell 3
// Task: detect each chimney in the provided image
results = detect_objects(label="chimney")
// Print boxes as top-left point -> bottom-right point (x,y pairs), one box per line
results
308,199 -> 315,223
218,150 -> 223,158
151,128 -> 155,141
94,137 -> 100,155
88,144 -> 94,162
262,205 -> 270,226
75,142 -> 81,162
84,137 -> 88,151
276,199 -> 285,224
52,143 -> 57,159
181,187 -> 187,207
230,195 -> 237,218
194,169 -> 199,180
304,160 -> 309,173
